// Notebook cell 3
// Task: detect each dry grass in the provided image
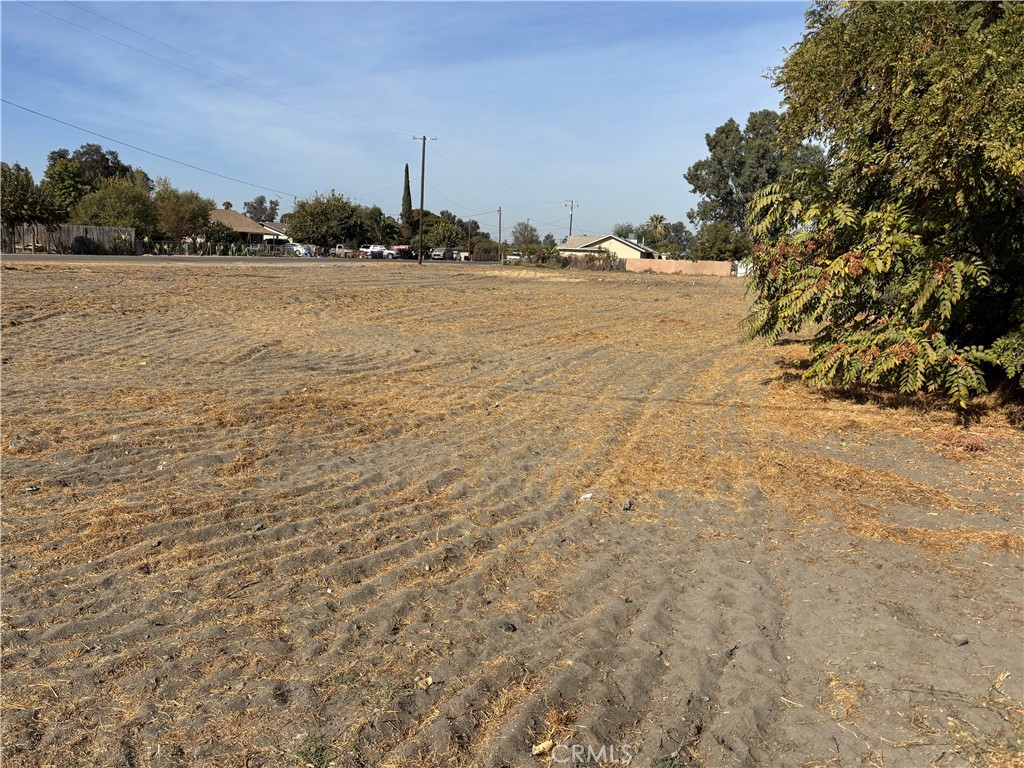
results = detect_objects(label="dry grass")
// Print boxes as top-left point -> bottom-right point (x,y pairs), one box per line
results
2,263 -> 1020,767
819,674 -> 868,724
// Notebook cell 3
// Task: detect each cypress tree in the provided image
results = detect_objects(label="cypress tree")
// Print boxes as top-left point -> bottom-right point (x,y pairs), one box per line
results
401,164 -> 413,227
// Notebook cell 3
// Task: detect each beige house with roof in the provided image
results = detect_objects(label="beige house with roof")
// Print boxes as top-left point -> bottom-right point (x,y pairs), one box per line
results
208,209 -> 282,244
557,234 -> 660,260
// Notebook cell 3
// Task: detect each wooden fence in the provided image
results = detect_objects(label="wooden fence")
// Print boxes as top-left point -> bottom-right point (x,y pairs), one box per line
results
5,224 -> 137,255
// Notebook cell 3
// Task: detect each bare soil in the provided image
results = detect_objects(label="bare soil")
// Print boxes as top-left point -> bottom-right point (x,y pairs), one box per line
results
2,260 -> 1021,768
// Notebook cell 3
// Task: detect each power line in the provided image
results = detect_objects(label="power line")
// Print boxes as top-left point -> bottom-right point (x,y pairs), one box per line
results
1,99 -> 299,199
430,144 -> 566,210
15,2 -> 580,221
437,139 -> 563,205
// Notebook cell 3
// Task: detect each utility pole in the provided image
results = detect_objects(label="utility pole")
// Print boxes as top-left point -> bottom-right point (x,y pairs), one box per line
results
565,200 -> 578,237
498,207 -> 502,262
412,136 -> 437,265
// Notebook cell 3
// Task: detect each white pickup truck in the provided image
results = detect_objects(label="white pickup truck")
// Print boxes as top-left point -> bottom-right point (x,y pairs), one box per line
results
359,244 -> 397,259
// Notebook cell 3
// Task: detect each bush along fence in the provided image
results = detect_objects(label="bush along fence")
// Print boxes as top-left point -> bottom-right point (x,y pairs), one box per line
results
144,240 -> 271,257
559,253 -> 626,271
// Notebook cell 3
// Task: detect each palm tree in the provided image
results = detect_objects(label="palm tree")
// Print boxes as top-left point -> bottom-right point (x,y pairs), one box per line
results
366,207 -> 400,245
646,214 -> 668,241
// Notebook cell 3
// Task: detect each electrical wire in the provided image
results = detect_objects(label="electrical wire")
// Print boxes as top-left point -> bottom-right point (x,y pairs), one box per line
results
1,99 -> 299,199
437,139 -> 564,205
15,2 -> 580,217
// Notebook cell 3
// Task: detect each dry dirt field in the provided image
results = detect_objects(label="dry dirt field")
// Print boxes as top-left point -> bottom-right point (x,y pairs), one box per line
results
1,259 -> 1022,768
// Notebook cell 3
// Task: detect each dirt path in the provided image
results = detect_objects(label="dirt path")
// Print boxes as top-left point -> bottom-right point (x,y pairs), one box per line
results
2,261 -> 1021,767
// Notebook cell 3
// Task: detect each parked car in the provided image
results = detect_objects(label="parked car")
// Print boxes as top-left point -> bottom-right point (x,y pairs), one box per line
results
283,242 -> 311,258
430,247 -> 455,260
359,244 -> 387,258
504,251 -> 523,264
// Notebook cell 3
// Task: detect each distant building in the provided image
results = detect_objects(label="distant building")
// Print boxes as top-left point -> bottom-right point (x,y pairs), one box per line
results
208,209 -> 281,244
557,234 -> 659,260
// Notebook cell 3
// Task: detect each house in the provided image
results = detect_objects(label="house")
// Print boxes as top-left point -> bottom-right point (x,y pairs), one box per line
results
557,234 -> 660,260
259,221 -> 289,242
208,209 -> 281,244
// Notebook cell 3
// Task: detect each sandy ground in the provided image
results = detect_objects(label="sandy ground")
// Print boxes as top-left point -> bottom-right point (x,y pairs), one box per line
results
1,260 -> 1021,768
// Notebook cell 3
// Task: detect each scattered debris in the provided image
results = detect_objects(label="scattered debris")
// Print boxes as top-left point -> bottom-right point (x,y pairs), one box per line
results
532,739 -> 554,756
500,622 -> 517,633
935,429 -> 987,452
20,485 -> 40,494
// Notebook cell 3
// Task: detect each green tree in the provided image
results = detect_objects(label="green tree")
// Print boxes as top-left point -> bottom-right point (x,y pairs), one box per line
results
2,163 -> 38,241
401,163 -> 414,240
427,218 -> 464,249
646,214 -> 668,241
364,205 -> 400,244
691,220 -> 750,262
222,201 -> 234,210
206,220 -> 242,243
662,221 -> 695,259
155,184 -> 215,242
511,221 -> 539,247
71,176 -> 157,237
612,222 -> 635,239
685,110 -> 824,261
41,158 -> 94,214
49,143 -> 133,184
286,192 -> 364,248
744,1 -> 1024,403
243,195 -> 279,222
0,163 -> 64,248
42,144 -> 150,215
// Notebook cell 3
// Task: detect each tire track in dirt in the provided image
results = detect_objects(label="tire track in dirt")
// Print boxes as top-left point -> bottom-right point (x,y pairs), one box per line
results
4,263 -> 1020,768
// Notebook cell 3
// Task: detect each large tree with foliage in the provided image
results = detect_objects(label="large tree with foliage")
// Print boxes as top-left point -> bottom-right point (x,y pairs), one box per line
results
401,163 -> 414,238
41,158 -> 94,215
692,220 -> 750,262
511,221 -> 540,247
154,181 -> 214,242
427,218 -> 464,249
685,110 -> 823,261
48,144 -> 133,184
744,1 -> 1024,403
286,192 -> 364,248
71,176 -> 158,237
42,144 -> 148,214
2,164 -> 38,236
243,195 -> 279,222
364,205 -> 400,244
1,163 -> 65,248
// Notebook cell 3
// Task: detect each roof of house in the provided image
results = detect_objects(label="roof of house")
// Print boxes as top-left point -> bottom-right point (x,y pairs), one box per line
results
561,235 -> 597,250
261,221 -> 289,236
558,234 -> 659,255
209,208 -> 274,235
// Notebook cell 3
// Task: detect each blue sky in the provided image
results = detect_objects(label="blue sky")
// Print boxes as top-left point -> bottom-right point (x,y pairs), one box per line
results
1,1 -> 809,239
